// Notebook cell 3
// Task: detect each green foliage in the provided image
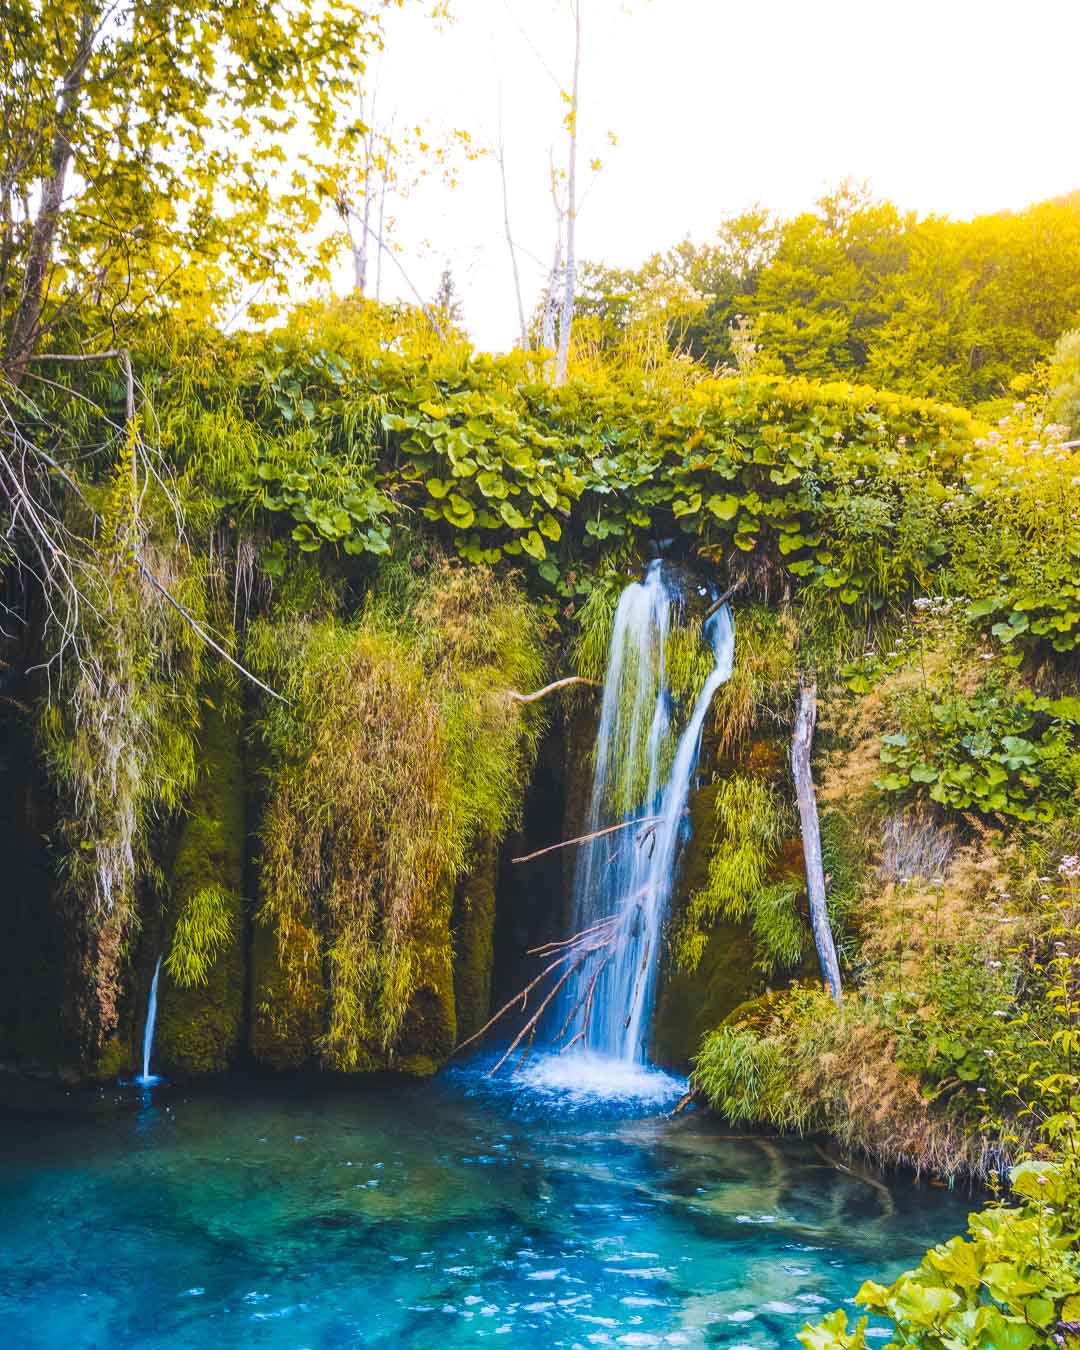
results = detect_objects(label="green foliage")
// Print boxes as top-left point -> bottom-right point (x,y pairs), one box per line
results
875,678 -> 1080,822
952,412 -> 1080,658
689,1025 -> 784,1125
709,603 -> 798,752
802,855 -> 1080,1349
800,1173 -> 1080,1350
149,303 -> 983,626
38,518 -> 205,1049
581,185 -> 1080,407
1048,329 -> 1080,437
164,886 -> 235,988
1,0 -> 390,361
571,561 -> 626,682
250,561 -> 546,1069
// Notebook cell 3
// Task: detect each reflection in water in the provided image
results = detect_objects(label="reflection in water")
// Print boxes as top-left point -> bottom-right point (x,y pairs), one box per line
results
0,1057 -> 970,1349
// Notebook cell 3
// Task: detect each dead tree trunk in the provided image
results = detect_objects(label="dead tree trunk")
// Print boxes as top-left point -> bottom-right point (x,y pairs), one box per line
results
791,675 -> 842,1003
542,153 -> 564,357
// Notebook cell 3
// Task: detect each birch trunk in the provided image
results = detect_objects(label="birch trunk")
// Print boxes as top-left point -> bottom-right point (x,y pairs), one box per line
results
541,228 -> 562,356
791,675 -> 843,1003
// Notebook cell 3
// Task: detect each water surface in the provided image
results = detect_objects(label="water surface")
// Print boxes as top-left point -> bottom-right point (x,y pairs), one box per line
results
0,1057 -> 970,1348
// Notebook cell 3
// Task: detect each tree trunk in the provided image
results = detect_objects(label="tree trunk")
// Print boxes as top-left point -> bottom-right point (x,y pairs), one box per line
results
791,675 -> 842,1003
497,140 -> 529,351
541,174 -> 563,357
554,0 -> 581,387
6,12 -> 95,378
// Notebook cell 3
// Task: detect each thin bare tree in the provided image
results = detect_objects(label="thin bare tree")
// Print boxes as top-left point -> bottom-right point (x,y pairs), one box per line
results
495,114 -> 530,351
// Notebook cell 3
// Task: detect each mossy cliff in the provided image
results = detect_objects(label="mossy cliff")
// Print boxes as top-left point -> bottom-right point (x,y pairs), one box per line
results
452,838 -> 500,1045
155,695 -> 246,1074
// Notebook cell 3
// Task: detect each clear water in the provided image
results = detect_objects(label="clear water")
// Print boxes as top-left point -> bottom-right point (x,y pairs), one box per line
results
560,560 -> 735,1061
0,1058 -> 970,1349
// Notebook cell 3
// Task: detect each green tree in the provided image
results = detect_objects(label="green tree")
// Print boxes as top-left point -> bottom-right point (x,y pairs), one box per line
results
0,0 -> 394,374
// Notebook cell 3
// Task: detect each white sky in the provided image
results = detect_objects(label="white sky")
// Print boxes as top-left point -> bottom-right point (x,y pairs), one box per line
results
334,0 -> 1080,351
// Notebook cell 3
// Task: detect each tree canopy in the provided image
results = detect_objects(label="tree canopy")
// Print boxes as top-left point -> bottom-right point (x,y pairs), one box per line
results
0,0 -> 393,371
575,184 -> 1080,407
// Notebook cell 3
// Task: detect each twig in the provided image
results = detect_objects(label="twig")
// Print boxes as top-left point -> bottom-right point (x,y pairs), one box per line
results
136,559 -> 288,704
18,349 -> 288,704
511,814 -> 663,865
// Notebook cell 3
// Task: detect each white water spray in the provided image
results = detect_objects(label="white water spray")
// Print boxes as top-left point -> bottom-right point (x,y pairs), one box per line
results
135,955 -> 163,1086
556,561 -> 735,1065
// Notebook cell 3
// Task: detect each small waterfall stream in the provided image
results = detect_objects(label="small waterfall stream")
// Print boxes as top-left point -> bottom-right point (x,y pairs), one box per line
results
556,561 -> 735,1065
135,955 -> 163,1086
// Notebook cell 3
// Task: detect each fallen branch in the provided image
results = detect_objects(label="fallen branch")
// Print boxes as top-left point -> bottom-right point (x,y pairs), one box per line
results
452,911 -> 624,1072
511,814 -> 663,865
704,576 -> 745,620
507,675 -> 600,705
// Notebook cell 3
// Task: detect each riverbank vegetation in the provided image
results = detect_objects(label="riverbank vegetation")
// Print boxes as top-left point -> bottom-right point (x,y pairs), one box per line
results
2,4 -> 1080,1337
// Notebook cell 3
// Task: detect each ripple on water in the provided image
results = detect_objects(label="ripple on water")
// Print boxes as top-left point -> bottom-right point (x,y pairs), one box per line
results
0,1066 -> 973,1350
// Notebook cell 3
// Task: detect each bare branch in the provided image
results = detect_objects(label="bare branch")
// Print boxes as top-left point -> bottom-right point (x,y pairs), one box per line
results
507,674 -> 599,705
511,813 -> 664,865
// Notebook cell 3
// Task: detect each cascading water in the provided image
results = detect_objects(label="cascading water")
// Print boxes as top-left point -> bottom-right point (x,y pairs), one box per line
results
555,561 -> 735,1067
135,955 -> 163,1087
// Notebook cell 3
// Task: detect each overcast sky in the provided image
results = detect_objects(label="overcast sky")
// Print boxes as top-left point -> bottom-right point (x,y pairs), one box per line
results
334,0 -> 1080,351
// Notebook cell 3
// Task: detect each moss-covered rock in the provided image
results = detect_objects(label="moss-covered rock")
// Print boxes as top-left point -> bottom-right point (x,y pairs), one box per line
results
453,839 -> 499,1043
250,913 -> 325,1070
396,877 -> 457,1077
156,699 -> 246,1074
652,780 -> 760,1066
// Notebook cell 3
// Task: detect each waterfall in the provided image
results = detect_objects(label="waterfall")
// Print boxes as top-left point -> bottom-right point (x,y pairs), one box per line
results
135,955 -> 163,1086
557,561 -> 735,1064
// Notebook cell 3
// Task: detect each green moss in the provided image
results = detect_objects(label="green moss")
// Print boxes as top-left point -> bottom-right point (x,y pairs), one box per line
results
674,773 -> 798,977
156,697 -> 246,1074
653,782 -> 759,1065
90,1035 -> 131,1082
452,839 -> 499,1042
396,876 -> 457,1076
250,914 -> 325,1070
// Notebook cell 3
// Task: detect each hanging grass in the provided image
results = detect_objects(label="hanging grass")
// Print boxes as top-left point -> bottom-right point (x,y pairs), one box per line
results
709,604 -> 798,755
675,774 -> 797,976
163,885 -> 235,988
40,517 -> 206,1053
249,561 -> 547,1070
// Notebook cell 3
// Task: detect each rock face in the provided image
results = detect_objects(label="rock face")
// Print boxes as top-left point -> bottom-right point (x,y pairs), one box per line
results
651,780 -> 759,1067
0,584 -> 790,1081
156,697 -> 246,1074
